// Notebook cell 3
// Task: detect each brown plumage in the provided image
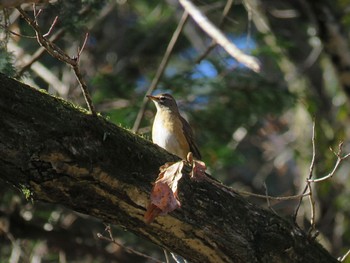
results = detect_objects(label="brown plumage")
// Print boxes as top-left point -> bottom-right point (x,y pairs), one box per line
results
147,93 -> 201,160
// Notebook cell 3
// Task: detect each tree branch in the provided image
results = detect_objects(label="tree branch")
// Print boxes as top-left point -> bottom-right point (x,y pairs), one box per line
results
0,73 -> 338,263
16,6 -> 96,116
178,0 -> 260,72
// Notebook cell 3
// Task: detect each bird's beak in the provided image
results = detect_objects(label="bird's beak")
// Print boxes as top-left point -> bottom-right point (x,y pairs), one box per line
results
146,95 -> 158,101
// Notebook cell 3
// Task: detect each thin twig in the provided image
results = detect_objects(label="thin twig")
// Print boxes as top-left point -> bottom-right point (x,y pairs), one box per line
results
18,4 -> 95,76
17,28 -> 65,76
16,6 -> 96,115
71,33 -> 95,113
206,176 -> 310,201
163,249 -> 170,263
0,25 -> 37,38
72,62 -> 96,114
196,0 -> 234,63
263,182 -> 277,215
307,122 -> 317,235
237,189 -> 310,201
34,7 -> 42,19
43,16 -> 58,37
97,225 -> 163,263
78,32 -> 89,58
132,11 -> 189,133
308,142 -> 350,183
307,179 -> 316,236
339,248 -> 350,262
293,121 -> 316,221
178,0 -> 260,72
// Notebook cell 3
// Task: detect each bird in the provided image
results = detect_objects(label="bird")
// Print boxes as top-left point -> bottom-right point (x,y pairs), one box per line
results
147,93 -> 201,160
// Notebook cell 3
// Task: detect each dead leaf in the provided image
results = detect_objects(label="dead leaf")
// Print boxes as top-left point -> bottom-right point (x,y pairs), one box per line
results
144,154 -> 208,224
187,152 -> 207,181
190,160 -> 207,181
144,161 -> 184,224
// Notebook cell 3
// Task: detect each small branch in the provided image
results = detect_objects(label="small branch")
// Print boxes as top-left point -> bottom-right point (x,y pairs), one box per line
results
294,121 -> 316,220
72,63 -> 96,114
308,142 -> 350,183
163,249 -> 170,263
16,6 -> 96,116
132,11 -> 189,133
78,32 -> 89,58
339,248 -> 350,262
178,0 -> 260,72
237,189 -> 310,201
306,122 -> 317,235
290,121 -> 350,236
34,7 -> 42,20
33,7 -> 43,20
43,16 -> 58,37
17,28 -> 65,76
263,182 -> 278,215
307,122 -> 317,234
97,225 -> 163,263
196,0 -> 234,63
0,25 -> 37,39
307,179 -> 316,236
207,177 -> 310,201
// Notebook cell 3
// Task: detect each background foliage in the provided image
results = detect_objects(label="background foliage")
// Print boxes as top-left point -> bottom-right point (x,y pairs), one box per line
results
1,0 -> 350,262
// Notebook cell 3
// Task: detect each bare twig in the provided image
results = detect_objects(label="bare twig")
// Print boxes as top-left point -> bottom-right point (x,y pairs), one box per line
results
78,32 -> 89,58
237,189 -> 310,201
339,248 -> 350,262
132,11 -> 189,133
16,6 -> 96,115
263,182 -> 277,215
308,142 -> 350,183
72,60 -> 95,114
34,8 -> 42,20
0,25 -> 37,38
97,225 -> 163,263
178,0 -> 260,72
196,0 -> 234,63
206,176 -> 310,201
293,121 -> 316,221
307,122 -> 317,234
43,16 -> 58,37
17,28 -> 65,76
163,249 -> 170,263
17,4 -> 96,76
307,179 -> 316,236
291,121 -> 350,236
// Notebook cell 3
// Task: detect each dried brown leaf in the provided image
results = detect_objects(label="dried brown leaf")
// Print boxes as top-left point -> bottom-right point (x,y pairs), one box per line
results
190,159 -> 207,181
186,152 -> 207,181
144,161 -> 184,224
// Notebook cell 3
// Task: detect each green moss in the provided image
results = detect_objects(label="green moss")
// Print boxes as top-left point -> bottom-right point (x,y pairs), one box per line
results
37,88 -> 49,95
20,184 -> 33,201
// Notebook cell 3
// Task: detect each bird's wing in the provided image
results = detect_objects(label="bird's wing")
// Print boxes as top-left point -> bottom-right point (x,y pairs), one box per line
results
180,116 -> 201,160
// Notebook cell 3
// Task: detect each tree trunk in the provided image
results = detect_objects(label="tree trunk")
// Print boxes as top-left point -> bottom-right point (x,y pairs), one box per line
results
0,73 -> 339,262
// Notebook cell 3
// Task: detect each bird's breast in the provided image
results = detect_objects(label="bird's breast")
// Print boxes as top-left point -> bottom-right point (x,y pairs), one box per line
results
152,112 -> 189,159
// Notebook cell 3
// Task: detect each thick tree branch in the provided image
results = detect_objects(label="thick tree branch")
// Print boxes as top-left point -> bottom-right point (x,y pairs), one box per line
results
0,73 -> 338,262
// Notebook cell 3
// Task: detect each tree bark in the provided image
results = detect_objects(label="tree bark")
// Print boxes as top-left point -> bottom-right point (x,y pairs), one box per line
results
0,73 -> 339,263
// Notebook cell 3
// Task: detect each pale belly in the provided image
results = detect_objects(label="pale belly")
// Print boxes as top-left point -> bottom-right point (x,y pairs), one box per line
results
152,115 -> 189,159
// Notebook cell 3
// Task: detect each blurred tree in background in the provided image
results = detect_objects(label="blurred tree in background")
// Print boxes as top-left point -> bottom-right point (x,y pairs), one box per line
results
1,0 -> 350,262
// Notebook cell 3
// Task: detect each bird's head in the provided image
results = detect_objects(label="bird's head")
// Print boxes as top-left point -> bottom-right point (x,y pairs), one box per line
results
147,93 -> 179,112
